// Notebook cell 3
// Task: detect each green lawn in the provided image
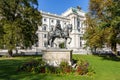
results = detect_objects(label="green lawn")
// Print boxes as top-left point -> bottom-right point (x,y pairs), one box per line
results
0,55 -> 120,80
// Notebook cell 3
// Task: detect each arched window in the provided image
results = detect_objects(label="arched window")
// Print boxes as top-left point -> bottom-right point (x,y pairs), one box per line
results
50,25 -> 54,31
43,18 -> 47,22
42,24 -> 47,31
77,18 -> 80,32
80,37 -> 83,47
43,34 -> 47,38
77,20 -> 80,27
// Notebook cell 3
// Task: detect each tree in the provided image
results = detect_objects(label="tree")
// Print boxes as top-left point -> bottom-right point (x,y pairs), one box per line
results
0,22 -> 4,48
84,0 -> 120,54
84,14 -> 104,53
0,0 -> 42,56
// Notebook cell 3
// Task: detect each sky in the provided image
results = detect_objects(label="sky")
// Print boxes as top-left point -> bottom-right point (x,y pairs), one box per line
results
38,0 -> 89,15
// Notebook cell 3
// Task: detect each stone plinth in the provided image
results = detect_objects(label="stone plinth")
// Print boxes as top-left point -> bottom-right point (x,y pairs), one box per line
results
42,49 -> 72,66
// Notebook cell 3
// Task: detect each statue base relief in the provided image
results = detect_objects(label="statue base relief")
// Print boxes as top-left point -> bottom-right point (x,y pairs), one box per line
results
42,49 -> 73,66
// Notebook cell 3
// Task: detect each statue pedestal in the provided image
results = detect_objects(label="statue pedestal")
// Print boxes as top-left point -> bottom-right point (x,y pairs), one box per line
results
42,49 -> 73,66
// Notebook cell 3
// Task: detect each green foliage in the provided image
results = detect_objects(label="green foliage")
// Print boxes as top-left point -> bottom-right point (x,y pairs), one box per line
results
76,59 -> 89,75
73,55 -> 95,76
17,59 -> 46,73
0,0 -> 42,56
18,59 -> 94,76
18,60 -> 72,74
59,61 -> 72,74
84,0 -> 120,54
59,42 -> 65,48
45,65 -> 61,74
60,61 -> 69,68
0,24 -> 4,48
2,55 -> 120,80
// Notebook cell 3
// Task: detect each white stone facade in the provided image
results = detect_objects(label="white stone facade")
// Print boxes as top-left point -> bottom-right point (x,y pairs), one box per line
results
37,7 -> 89,54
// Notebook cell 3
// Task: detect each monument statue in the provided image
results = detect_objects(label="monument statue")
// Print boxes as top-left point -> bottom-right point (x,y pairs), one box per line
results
53,20 -> 63,37
47,20 -> 72,48
43,21 -> 73,66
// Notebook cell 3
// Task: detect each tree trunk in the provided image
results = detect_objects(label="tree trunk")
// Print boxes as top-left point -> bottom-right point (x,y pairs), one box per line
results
91,47 -> 97,54
111,43 -> 117,55
15,48 -> 18,54
8,49 -> 13,57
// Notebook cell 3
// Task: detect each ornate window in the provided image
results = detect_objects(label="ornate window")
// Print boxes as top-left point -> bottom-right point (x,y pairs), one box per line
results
77,20 -> 80,27
77,18 -> 80,32
42,24 -> 47,31
44,18 -> 47,22
57,20 -> 60,23
50,25 -> 54,31
80,37 -> 83,47
80,41 -> 82,47
43,34 -> 47,38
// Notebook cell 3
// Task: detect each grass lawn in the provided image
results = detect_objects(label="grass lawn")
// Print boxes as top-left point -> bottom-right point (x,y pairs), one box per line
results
0,55 -> 120,80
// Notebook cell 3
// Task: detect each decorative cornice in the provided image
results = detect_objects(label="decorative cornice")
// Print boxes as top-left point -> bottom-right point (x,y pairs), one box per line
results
40,10 -> 70,20
61,7 -> 86,16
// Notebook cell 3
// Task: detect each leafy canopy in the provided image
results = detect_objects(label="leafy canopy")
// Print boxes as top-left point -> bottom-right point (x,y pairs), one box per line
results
84,0 -> 120,54
0,0 -> 42,52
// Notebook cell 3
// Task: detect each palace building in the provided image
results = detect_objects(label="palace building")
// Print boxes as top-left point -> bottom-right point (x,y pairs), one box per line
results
37,7 -> 90,54
0,7 -> 119,55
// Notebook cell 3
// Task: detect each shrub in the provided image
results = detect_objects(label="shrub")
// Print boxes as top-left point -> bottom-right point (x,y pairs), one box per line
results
55,67 -> 61,74
87,66 -> 95,76
17,59 -> 94,76
45,65 -> 56,73
17,59 -> 46,73
60,61 -> 69,68
76,59 -> 90,75
60,61 -> 72,74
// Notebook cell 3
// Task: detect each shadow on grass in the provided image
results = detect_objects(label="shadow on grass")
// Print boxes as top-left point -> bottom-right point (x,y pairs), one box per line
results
93,54 -> 120,61
0,56 -> 48,80
0,55 -> 94,80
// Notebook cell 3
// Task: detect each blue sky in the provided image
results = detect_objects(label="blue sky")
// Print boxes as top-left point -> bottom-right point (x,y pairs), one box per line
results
38,0 -> 89,15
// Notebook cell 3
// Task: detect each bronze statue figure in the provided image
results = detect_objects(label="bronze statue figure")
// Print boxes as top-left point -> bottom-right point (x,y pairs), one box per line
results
54,20 -> 63,37
47,20 -> 72,48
